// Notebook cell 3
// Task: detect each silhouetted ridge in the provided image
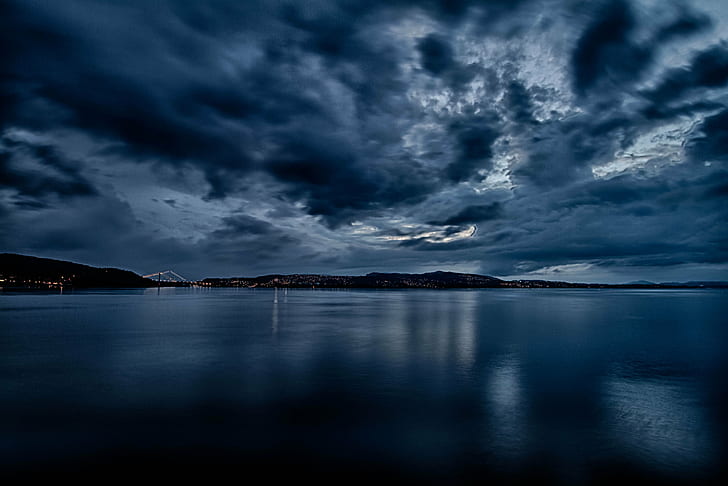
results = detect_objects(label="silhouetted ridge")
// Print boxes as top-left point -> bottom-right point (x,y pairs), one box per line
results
0,253 -> 155,288
3,253 -> 727,290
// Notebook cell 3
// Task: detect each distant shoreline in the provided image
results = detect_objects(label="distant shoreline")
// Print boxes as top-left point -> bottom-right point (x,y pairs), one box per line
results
2,253 -> 726,291
3,286 -> 726,292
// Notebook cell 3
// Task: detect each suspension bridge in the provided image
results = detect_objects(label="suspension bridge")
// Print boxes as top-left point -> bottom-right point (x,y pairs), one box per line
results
143,270 -> 190,284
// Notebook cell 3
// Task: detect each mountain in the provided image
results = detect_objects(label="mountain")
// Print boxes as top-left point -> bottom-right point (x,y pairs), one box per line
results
0,253 -> 155,289
360,271 -> 504,288
201,271 -> 505,289
660,281 -> 728,288
2,253 -> 727,290
201,272 -> 728,289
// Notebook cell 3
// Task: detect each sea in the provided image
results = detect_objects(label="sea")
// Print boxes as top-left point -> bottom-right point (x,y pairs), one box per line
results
1,288 -> 727,483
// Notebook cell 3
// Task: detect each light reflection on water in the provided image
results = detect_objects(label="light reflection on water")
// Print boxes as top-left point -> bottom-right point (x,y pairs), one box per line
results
484,354 -> 526,461
603,367 -> 715,473
0,288 -> 727,482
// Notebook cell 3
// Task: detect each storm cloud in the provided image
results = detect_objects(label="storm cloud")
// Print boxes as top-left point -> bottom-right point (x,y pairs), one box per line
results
1,0 -> 727,282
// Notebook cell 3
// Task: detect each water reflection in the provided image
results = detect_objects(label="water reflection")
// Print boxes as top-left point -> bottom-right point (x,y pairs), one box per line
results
603,368 -> 716,474
272,288 -> 279,337
0,288 -> 726,482
484,354 -> 526,461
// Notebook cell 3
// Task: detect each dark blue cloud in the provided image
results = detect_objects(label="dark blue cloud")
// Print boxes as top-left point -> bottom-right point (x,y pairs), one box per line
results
644,43 -> 728,105
445,114 -> 500,182
0,0 -> 726,281
418,34 -> 457,75
571,0 -> 650,95
506,81 -> 539,126
429,202 -> 503,225
654,6 -> 712,42
0,136 -> 97,204
687,108 -> 728,163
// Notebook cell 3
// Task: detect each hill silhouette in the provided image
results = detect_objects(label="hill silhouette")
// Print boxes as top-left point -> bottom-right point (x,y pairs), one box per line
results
0,253 -> 155,288
2,253 -> 727,289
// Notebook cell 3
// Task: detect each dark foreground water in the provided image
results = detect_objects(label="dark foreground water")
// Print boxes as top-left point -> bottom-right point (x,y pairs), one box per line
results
1,288 -> 727,483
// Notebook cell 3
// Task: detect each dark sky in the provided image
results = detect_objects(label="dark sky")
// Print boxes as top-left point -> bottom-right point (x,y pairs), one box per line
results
1,0 -> 727,282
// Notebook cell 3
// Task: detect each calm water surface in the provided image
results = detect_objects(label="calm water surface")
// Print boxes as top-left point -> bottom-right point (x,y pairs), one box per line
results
1,288 -> 727,483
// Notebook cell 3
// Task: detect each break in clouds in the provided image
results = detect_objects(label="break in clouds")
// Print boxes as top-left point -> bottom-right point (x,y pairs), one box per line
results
1,0 -> 727,282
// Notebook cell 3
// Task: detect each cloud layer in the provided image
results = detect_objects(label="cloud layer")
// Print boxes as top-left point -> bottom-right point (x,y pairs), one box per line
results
1,0 -> 727,282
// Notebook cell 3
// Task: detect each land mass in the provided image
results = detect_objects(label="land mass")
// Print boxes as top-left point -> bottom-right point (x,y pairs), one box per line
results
199,272 -> 728,289
0,253 -> 156,289
2,253 -> 727,290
